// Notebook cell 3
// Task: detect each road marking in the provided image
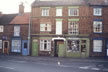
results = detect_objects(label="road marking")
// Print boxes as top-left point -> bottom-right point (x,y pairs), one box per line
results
91,68 -> 100,70
79,66 -> 89,69
8,60 -> 27,63
0,66 -> 15,70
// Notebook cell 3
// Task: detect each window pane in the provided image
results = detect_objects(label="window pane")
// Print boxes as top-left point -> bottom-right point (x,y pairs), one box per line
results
67,40 -> 80,52
14,26 -> 20,36
56,8 -> 62,16
68,21 -> 79,35
93,40 -> 102,52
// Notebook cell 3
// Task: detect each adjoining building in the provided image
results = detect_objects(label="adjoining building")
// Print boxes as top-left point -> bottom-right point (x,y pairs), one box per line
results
0,3 -> 30,56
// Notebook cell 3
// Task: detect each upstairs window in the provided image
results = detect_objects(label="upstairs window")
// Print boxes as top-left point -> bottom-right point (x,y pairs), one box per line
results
42,8 -> 49,16
93,21 -> 102,33
68,8 -> 79,16
68,19 -> 79,35
40,24 -> 51,32
14,25 -> 20,36
93,8 -> 102,16
56,8 -> 62,16
0,25 -> 4,32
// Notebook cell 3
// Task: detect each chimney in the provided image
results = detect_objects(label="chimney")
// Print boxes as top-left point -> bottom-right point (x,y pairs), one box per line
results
19,2 -> 24,15
104,0 -> 108,5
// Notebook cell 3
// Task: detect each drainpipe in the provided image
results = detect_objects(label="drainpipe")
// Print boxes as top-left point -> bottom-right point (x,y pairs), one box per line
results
28,13 -> 32,55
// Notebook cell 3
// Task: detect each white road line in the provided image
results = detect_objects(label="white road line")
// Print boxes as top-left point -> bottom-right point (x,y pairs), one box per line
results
8,60 -> 27,63
79,66 -> 89,69
0,66 -> 15,70
91,68 -> 100,71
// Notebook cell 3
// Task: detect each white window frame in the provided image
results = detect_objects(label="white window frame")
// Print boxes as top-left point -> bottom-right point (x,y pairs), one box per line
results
40,24 -> 51,32
93,21 -> 102,33
0,40 -> 2,49
56,8 -> 62,16
14,25 -> 20,36
40,40 -> 51,51
56,20 -> 62,35
42,8 -> 49,16
11,40 -> 21,52
68,8 -> 79,16
68,21 -> 79,35
0,25 -> 4,32
93,40 -> 102,52
93,8 -> 102,16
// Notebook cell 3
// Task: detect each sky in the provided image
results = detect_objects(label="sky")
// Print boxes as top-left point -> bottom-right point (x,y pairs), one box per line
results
0,0 -> 35,14
0,0 -> 58,14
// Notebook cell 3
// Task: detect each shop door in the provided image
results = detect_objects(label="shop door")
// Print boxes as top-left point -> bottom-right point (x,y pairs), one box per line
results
54,40 -> 64,57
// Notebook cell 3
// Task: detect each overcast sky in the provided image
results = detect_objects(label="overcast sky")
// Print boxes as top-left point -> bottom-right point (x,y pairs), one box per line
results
0,0 -> 35,14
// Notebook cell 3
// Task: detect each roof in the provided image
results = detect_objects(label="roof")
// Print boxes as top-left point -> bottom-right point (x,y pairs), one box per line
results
32,0 -> 108,7
32,0 -> 87,7
87,0 -> 107,6
10,13 -> 30,24
0,14 -> 17,25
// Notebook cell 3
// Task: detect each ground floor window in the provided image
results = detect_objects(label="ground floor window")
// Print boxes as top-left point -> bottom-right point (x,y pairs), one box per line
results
11,40 -> 21,52
67,39 -> 87,53
0,40 -> 2,49
40,40 -> 51,51
93,40 -> 102,52
67,40 -> 80,52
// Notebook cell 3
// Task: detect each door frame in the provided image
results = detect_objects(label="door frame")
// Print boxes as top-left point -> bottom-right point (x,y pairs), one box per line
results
52,37 -> 65,57
3,41 -> 9,54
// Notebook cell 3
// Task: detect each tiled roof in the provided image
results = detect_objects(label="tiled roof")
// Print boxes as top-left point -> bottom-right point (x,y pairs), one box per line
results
10,13 -> 30,24
32,0 -> 108,7
0,14 -> 17,25
32,0 -> 87,7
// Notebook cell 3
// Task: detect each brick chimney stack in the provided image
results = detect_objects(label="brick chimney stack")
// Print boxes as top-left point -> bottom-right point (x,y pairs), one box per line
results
19,2 -> 24,15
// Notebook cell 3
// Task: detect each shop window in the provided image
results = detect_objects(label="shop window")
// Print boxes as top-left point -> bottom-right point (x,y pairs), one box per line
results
67,40 -> 80,52
11,40 -> 21,52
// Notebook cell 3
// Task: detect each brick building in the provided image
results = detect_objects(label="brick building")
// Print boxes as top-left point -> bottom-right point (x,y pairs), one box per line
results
0,3 -> 30,56
31,0 -> 108,57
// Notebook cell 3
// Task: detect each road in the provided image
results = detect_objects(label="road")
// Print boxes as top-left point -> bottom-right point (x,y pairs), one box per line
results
0,56 -> 108,72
